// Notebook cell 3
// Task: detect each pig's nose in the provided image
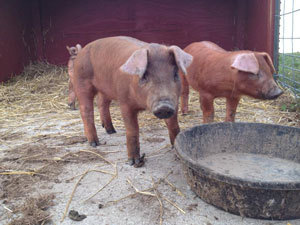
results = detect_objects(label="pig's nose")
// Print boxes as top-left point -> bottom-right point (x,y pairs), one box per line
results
267,87 -> 284,99
153,101 -> 175,119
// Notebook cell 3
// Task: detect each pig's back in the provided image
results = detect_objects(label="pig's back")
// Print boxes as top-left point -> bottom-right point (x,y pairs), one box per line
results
184,41 -> 230,92
74,36 -> 147,100
88,36 -> 145,69
76,36 -> 146,73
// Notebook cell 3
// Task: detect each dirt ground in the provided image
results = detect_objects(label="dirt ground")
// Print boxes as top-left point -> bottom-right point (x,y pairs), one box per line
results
0,64 -> 299,225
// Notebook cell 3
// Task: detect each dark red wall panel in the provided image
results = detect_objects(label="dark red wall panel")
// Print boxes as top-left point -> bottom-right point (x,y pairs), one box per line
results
0,0 -> 276,82
39,0 -> 238,65
0,0 -> 35,82
245,0 -> 275,57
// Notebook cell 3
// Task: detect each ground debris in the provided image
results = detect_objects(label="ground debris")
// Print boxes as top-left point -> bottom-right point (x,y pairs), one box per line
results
68,210 -> 87,221
7,194 -> 55,225
187,203 -> 198,211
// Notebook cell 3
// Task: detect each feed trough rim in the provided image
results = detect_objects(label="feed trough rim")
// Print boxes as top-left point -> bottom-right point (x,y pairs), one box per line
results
175,122 -> 300,191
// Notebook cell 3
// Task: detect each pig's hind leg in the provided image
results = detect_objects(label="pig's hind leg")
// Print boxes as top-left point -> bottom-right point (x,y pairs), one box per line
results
96,94 -> 116,134
225,97 -> 240,122
77,87 -> 100,147
200,93 -> 215,123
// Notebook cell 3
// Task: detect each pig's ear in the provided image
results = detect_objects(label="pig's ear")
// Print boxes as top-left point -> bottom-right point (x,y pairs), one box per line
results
120,49 -> 148,77
169,46 -> 193,75
76,44 -> 82,51
231,53 -> 259,74
259,52 -> 276,74
66,46 -> 71,54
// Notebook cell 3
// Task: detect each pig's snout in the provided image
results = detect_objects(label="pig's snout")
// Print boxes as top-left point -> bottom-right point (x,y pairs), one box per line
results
264,86 -> 284,100
152,100 -> 175,119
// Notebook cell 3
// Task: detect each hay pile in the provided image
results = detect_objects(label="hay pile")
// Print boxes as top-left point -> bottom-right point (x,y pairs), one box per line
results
0,63 -> 68,120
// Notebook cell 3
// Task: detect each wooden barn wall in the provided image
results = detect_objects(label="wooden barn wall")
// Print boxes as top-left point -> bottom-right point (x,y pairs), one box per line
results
0,0 -> 35,82
245,0 -> 275,58
0,0 -> 276,82
39,0 -> 239,65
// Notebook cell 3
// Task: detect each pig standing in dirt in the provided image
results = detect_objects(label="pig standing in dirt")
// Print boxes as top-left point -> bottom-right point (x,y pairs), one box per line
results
180,41 -> 283,123
73,36 -> 193,167
66,44 -> 82,110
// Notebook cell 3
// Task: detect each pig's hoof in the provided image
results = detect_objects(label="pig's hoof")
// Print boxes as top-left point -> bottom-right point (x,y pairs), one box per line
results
90,141 -> 98,147
128,158 -> 135,166
102,123 -> 117,134
127,153 -> 145,167
181,110 -> 189,115
106,127 -> 116,134
134,153 -> 146,168
89,140 -> 106,147
89,138 -> 106,148
68,102 -> 76,110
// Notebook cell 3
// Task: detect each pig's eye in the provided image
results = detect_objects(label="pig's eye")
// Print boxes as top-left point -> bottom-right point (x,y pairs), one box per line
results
248,73 -> 259,80
174,71 -> 180,82
139,72 -> 148,85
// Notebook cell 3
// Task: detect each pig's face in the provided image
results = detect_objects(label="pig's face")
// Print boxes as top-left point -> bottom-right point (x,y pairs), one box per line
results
66,44 -> 82,57
231,52 -> 283,100
120,44 -> 193,119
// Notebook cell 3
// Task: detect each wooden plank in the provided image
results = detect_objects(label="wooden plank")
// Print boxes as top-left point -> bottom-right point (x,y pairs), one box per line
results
39,0 -> 237,65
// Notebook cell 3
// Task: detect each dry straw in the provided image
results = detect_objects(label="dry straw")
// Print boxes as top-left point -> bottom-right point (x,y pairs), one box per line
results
0,62 -> 299,139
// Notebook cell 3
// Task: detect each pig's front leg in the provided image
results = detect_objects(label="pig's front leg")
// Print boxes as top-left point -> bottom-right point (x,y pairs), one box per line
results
164,108 -> 180,146
200,93 -> 215,123
225,97 -> 240,122
120,104 -> 144,168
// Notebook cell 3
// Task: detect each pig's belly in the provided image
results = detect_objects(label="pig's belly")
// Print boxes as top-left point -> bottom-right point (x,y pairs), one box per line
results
198,153 -> 300,183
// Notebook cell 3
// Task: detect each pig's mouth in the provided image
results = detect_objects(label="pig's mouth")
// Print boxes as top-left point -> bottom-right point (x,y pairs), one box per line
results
152,100 -> 175,119
261,87 -> 284,100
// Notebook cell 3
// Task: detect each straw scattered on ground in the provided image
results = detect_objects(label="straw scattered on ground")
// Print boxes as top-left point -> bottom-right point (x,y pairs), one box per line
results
7,194 -> 55,225
0,62 -> 299,134
0,62 -> 299,224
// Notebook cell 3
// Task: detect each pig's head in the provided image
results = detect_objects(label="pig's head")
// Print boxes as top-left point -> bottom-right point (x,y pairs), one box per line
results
231,52 -> 283,100
120,44 -> 193,119
66,44 -> 82,57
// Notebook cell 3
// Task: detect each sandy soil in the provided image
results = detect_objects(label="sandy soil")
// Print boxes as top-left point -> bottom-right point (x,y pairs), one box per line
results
1,107 -> 299,225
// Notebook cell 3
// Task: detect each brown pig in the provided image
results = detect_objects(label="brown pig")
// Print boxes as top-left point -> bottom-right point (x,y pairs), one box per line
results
73,36 -> 193,167
66,44 -> 82,110
180,41 -> 283,123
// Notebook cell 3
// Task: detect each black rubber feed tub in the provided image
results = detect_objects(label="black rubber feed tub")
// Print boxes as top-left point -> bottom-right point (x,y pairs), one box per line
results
174,122 -> 300,220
